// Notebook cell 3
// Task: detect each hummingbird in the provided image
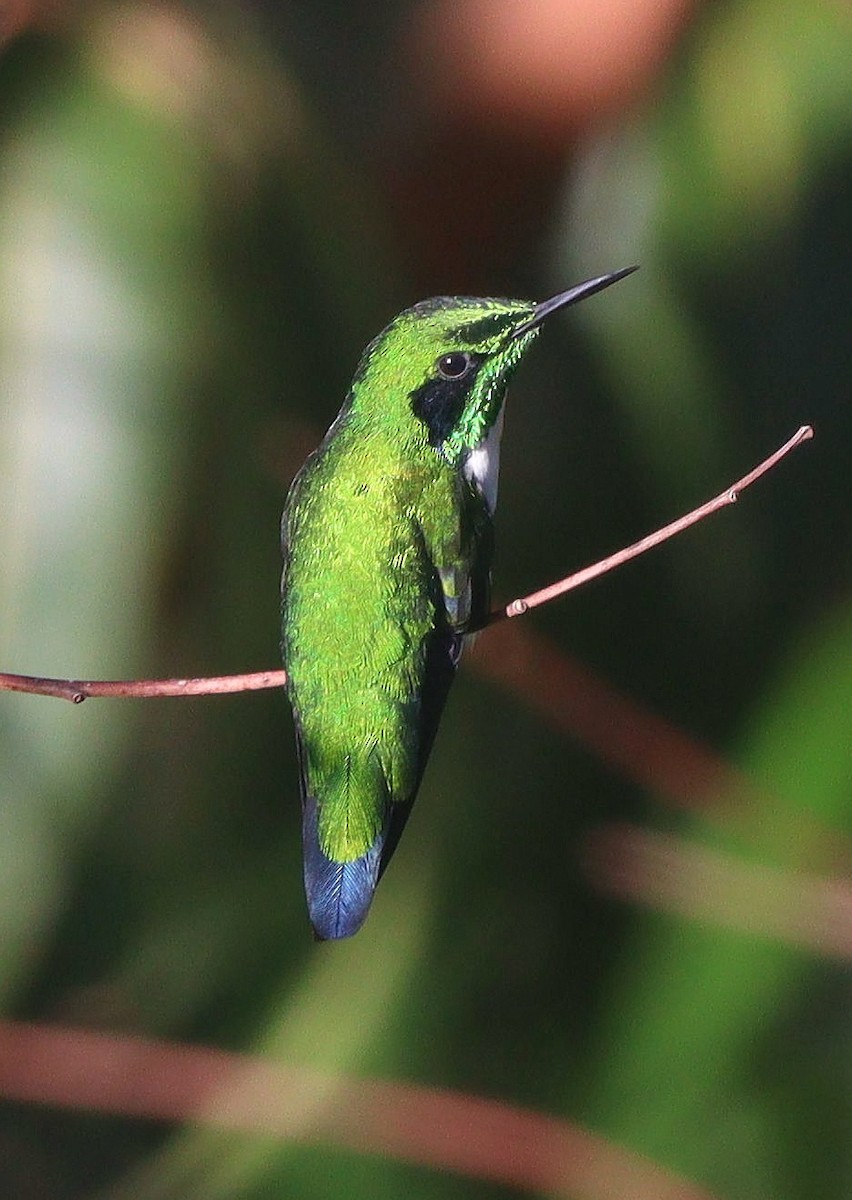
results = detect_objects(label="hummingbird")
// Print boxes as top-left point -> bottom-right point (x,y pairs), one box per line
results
281,266 -> 636,939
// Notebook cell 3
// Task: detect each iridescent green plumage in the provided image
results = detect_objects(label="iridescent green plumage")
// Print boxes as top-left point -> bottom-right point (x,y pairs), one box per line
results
281,270 -> 636,939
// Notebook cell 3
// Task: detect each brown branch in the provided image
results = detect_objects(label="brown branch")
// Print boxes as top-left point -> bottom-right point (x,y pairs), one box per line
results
0,425 -> 813,703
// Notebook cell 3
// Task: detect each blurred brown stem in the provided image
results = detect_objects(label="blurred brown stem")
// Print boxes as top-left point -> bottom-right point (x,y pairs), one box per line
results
0,1018 -> 719,1200
0,425 -> 813,704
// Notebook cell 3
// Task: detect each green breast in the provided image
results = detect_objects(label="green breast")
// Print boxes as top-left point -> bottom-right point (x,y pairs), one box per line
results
281,415 -> 467,861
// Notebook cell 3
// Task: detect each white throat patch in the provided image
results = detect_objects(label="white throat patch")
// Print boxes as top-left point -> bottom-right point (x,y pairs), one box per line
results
463,406 -> 505,514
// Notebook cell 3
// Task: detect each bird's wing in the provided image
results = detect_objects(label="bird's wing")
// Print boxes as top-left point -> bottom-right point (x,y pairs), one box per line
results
376,486 -> 493,879
435,484 -> 493,633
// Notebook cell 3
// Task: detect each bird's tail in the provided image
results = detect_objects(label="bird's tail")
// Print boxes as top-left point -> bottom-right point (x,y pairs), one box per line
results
301,796 -> 387,939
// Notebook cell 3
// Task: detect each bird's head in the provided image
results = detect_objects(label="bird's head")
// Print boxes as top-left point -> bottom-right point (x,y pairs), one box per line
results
347,267 -> 637,462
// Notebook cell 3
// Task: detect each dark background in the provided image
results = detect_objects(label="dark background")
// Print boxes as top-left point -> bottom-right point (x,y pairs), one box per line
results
0,1 -> 849,1197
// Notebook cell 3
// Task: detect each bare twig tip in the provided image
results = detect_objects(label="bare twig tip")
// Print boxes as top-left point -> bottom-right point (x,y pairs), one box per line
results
484,422 -> 813,626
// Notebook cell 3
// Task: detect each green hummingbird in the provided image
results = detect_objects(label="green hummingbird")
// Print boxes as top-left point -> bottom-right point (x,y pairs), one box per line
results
281,266 -> 636,939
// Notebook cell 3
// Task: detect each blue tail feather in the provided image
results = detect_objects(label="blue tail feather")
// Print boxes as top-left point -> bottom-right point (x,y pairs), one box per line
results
302,796 -> 386,940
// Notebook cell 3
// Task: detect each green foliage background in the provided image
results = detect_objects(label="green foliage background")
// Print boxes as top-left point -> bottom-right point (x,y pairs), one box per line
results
0,2 -> 849,1197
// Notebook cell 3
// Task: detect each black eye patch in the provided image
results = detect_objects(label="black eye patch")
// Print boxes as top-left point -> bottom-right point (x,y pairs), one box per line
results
410,355 -> 481,447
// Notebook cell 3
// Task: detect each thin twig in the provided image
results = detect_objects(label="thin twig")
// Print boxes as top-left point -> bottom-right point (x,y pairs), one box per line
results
0,425 -> 813,703
489,423 -> 813,622
0,670 -> 287,704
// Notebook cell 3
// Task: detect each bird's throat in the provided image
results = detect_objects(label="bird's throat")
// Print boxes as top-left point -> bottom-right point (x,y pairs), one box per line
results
462,405 -> 505,514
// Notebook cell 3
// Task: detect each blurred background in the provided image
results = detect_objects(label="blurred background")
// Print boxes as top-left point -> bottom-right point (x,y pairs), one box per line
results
0,1 -> 850,1197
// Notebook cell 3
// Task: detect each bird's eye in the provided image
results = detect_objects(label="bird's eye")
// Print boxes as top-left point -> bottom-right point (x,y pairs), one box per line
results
436,351 -> 473,380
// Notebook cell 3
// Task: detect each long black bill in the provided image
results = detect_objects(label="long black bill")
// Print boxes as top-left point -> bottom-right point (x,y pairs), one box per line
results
511,265 -> 638,339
